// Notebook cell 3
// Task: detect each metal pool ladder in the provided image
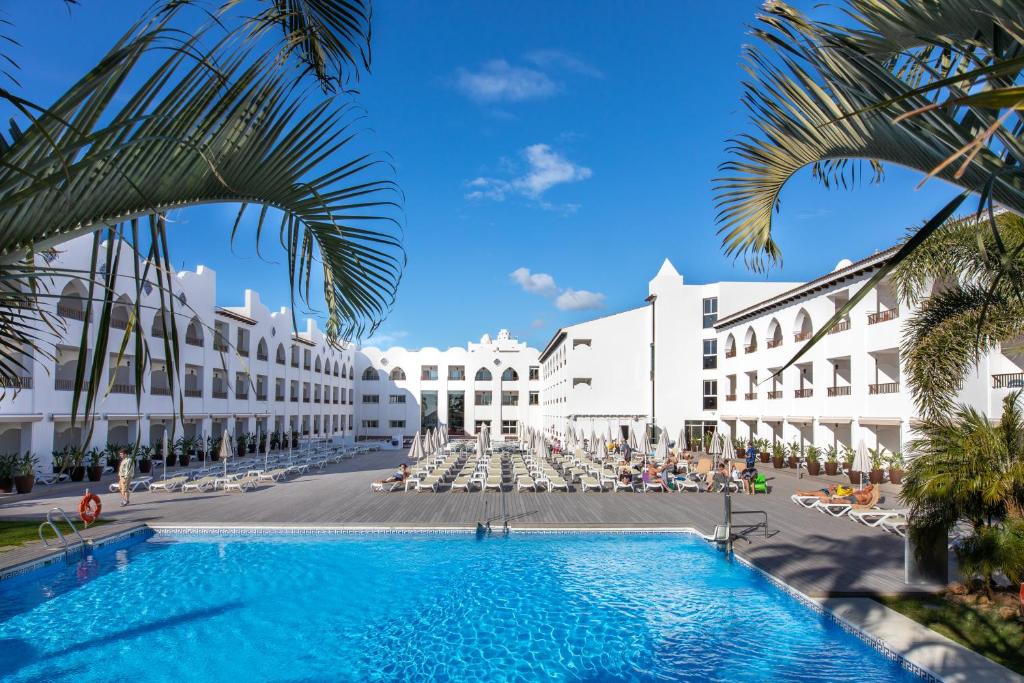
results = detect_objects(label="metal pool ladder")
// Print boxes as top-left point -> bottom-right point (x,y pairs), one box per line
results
38,507 -> 87,557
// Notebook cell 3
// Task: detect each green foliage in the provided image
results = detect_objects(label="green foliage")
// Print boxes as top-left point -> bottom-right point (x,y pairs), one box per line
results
824,445 -> 839,464
956,519 -> 1024,595
771,441 -> 784,458
0,453 -> 16,478
16,452 -> 36,477
868,446 -> 887,471
805,445 -> 820,464
86,447 -> 103,467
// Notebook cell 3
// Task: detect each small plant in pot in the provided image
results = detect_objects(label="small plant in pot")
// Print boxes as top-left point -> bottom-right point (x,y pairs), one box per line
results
236,434 -> 247,458
842,445 -> 858,484
14,452 -> 37,493
86,447 -> 104,482
887,451 -> 905,485
51,446 -> 70,475
207,435 -> 219,461
805,445 -> 821,476
823,445 -> 839,476
105,444 -> 122,470
757,438 -> 770,463
176,437 -> 192,467
247,432 -> 257,454
787,441 -> 800,469
68,448 -> 86,482
270,431 -> 281,452
137,445 -> 153,473
160,438 -> 177,467
291,430 -> 299,449
0,453 -> 16,493
771,442 -> 785,469
868,446 -> 887,484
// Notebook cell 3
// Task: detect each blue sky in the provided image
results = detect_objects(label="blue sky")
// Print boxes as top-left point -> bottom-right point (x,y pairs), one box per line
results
9,1 -> 960,350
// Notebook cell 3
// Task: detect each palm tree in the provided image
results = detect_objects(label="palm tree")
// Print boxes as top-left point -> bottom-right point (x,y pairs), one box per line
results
714,0 -> 1024,371
0,2 -> 404,442
903,392 -> 1024,595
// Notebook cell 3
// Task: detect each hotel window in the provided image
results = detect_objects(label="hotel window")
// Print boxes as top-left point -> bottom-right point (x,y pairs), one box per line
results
703,339 -> 718,369
348,388 -> 353,403
572,338 -> 591,349
362,420 -> 378,429
348,415 -> 353,430
573,377 -> 592,387
501,390 -> 519,406
501,420 -> 517,435
474,420 -> 491,432
389,367 -> 406,381
421,365 -> 438,381
362,394 -> 379,404
501,367 -> 519,382
475,390 -> 492,406
447,365 -> 465,381
529,366 -> 539,381
703,380 -> 718,410
361,367 -> 379,381
389,394 -> 406,404
389,420 -> 406,429
702,297 -> 718,328
474,367 -> 492,381
529,391 -> 539,405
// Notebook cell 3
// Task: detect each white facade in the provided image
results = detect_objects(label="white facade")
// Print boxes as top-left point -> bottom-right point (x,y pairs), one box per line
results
0,236 -> 357,466
355,330 -> 541,443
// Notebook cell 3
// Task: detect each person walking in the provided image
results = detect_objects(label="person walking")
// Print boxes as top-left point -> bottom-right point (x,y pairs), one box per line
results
117,448 -> 136,507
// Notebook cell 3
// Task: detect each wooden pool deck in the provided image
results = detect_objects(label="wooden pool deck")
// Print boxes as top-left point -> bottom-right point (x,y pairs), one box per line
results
0,449 -> 934,598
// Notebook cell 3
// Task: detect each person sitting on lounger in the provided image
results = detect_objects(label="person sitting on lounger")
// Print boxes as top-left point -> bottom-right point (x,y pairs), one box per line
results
618,466 -> 633,486
706,464 -> 729,492
376,463 -> 409,485
658,456 -> 677,489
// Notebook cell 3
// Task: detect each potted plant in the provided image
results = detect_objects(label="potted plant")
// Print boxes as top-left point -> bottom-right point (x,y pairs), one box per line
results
86,447 -> 104,482
270,431 -> 281,451
207,435 -> 219,461
138,445 -> 153,473
258,432 -> 267,453
291,430 -> 299,449
105,444 -> 122,470
757,438 -> 770,463
0,453 -> 15,493
157,438 -> 176,467
14,452 -> 36,494
178,438 -> 192,467
887,451 -> 905,485
868,446 -> 887,484
246,432 -> 256,454
787,441 -> 800,469
771,442 -> 784,469
236,434 -> 247,458
823,445 -> 839,476
842,445 -> 857,484
51,446 -> 70,475
806,445 -> 821,476
68,448 -> 86,482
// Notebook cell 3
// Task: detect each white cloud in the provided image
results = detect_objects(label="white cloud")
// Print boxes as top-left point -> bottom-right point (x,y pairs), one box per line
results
363,330 -> 408,347
530,318 -> 546,329
465,144 -> 591,210
510,267 -> 558,297
525,49 -> 603,78
555,289 -> 606,311
454,60 -> 557,103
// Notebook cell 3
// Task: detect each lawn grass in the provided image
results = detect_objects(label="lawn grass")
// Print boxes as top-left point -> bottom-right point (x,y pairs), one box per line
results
0,519 -> 111,551
878,595 -> 1024,675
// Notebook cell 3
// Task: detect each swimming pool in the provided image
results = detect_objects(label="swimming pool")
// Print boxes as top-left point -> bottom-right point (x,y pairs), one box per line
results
0,530 -> 922,682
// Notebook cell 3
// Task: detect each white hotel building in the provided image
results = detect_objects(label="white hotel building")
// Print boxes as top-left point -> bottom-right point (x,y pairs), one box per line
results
5,234 -> 1024,467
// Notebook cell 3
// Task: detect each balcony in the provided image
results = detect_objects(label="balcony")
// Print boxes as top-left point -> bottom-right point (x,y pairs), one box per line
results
744,345 -> 756,354
725,394 -> 736,401
794,332 -> 810,342
55,378 -> 89,391
212,388 -> 228,399
184,388 -> 202,398
743,392 -> 757,400
828,320 -> 850,335
236,388 -> 249,400
256,392 -> 267,401
151,385 -> 171,396
110,383 -> 136,395
868,382 -> 900,395
725,349 -> 736,359
767,339 -> 782,349
827,385 -> 851,397
992,372 -> 1024,389
57,302 -> 86,321
767,390 -> 782,400
868,308 -> 899,325
0,376 -> 32,389
185,334 -> 203,347
794,388 -> 813,398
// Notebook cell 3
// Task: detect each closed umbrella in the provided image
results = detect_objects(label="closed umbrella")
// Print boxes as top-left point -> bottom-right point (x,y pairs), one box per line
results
628,423 -> 639,451
655,430 -> 669,463
408,431 -> 423,461
161,428 -> 170,482
677,428 -> 687,455
608,424 -> 616,444
589,428 -> 597,454
722,433 -> 735,467
852,439 -> 872,489
219,430 -> 231,477
598,435 -> 608,461
264,424 -> 271,472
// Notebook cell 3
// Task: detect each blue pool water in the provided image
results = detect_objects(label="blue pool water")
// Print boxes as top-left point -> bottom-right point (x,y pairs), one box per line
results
0,532 -> 920,682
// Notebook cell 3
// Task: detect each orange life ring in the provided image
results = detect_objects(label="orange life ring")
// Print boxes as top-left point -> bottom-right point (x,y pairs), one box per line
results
79,491 -> 102,525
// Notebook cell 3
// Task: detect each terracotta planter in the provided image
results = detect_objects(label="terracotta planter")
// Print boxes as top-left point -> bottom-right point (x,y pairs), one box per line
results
14,474 -> 34,494
759,452 -> 769,464
824,462 -> 838,476
889,468 -> 904,485
165,453 -> 177,467
247,445 -> 256,454
869,469 -> 885,485
138,459 -> 152,473
210,452 -> 219,462
787,456 -> 798,468
179,454 -> 191,467
237,445 -> 246,458
848,470 -> 863,485
87,465 -> 103,482
291,436 -> 299,449
772,456 -> 784,469
0,476 -> 13,493
69,466 -> 86,482
806,461 -> 821,476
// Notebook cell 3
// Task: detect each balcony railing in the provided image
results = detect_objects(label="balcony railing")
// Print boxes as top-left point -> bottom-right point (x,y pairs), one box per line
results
767,390 -> 782,399
184,388 -> 202,398
0,376 -> 32,389
212,388 -> 228,399
57,302 -> 86,320
725,394 -> 736,402
828,320 -> 850,335
794,332 -> 810,342
992,372 -> 1024,389
744,345 -> 756,354
314,396 -> 321,403
257,350 -> 268,361
185,334 -> 203,347
303,396 -> 310,403
110,383 -> 136,394
743,392 -> 757,400
276,355 -> 286,365
54,378 -> 87,391
304,362 -> 311,370
291,359 -> 299,368
868,308 -> 899,325
794,388 -> 813,398
868,382 -> 900,395
767,339 -> 782,349
151,385 -> 171,396
827,385 -> 851,397
725,349 -> 736,359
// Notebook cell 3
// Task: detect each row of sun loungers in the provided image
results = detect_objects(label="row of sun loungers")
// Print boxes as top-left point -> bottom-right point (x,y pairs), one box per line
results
789,488 -> 908,537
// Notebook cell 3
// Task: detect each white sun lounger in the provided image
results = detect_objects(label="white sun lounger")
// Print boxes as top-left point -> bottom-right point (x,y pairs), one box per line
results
850,508 -> 909,527
107,476 -> 153,493
791,494 -> 823,508
181,475 -> 221,493
371,479 -> 406,493
579,475 -> 603,492
148,475 -> 190,492
881,516 -> 908,537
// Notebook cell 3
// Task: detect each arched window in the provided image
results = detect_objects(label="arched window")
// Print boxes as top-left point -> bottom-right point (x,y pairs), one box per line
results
793,308 -> 813,342
186,316 -> 204,347
743,327 -> 757,353
257,338 -> 269,361
333,361 -> 340,377
110,295 -> 132,330
767,319 -> 783,348
362,367 -> 379,381
501,368 -> 519,381
724,333 -> 736,358
275,343 -> 286,364
151,309 -> 169,338
57,280 -> 88,320
474,367 -> 492,382
389,367 -> 406,380
315,356 -> 322,372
